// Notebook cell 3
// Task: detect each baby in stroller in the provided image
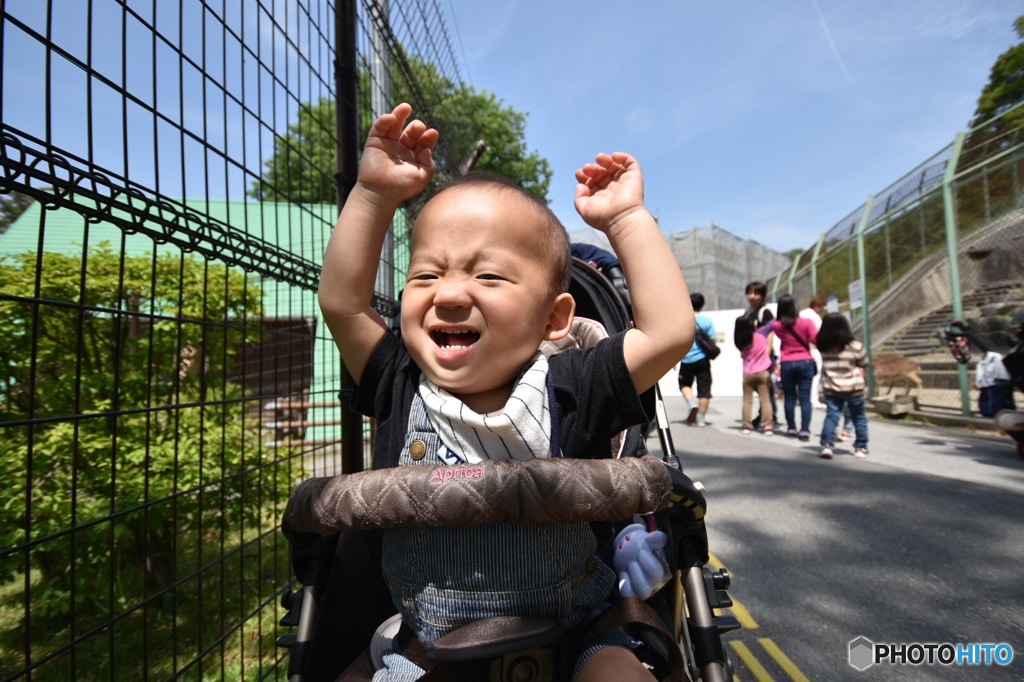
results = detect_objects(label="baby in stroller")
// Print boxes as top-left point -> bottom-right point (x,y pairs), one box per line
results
314,103 -> 695,681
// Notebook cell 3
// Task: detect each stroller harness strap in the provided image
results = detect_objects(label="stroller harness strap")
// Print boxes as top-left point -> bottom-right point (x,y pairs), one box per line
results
580,598 -> 686,682
391,598 -> 687,682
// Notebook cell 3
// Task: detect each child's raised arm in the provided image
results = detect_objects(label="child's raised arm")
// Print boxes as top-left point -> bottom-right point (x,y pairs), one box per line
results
574,152 -> 694,393
318,103 -> 438,382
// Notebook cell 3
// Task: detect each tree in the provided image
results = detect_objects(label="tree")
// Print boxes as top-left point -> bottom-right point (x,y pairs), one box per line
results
0,246 -> 288,624
391,57 -> 552,201
967,16 -> 1024,145
250,55 -> 552,207
250,99 -> 339,204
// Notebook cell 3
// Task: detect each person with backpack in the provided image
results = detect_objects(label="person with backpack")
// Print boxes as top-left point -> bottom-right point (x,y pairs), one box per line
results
743,281 -> 778,430
734,315 -> 775,435
679,292 -> 716,426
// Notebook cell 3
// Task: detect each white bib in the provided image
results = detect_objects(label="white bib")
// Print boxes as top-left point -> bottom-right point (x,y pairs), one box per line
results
417,353 -> 552,463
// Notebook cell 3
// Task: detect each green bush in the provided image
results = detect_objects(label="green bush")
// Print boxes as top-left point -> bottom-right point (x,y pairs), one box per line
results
0,245 -> 290,632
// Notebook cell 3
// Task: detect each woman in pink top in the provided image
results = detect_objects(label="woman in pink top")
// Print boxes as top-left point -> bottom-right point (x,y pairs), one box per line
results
771,294 -> 819,440
734,316 -> 775,435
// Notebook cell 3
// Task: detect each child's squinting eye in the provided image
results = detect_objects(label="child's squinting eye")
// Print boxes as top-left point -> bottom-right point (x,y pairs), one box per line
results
477,274 -> 504,281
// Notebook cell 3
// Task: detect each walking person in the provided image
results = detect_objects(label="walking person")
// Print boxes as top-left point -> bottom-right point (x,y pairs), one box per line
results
816,313 -> 870,459
797,294 -> 854,438
800,295 -> 827,407
743,281 -> 778,429
679,292 -> 716,427
771,293 -> 818,440
734,316 -> 774,435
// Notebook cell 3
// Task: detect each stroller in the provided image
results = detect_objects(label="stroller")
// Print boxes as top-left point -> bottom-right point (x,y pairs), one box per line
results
277,259 -> 738,680
943,320 -> 1024,457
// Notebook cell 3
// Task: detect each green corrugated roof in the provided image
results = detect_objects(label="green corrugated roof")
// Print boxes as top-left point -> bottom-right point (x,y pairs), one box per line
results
3,196 -> 411,294
1,197 -> 337,260
1,197 -> 341,318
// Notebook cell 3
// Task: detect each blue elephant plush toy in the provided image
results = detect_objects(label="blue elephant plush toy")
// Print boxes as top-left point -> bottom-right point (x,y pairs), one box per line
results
612,523 -> 671,600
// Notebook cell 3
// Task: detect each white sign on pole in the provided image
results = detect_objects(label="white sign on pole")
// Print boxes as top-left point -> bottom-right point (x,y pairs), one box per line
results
848,280 -> 863,310
826,294 -> 840,313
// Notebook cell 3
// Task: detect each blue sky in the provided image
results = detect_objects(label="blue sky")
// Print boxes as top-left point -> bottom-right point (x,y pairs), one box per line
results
2,1 -> 1018,257
443,1 -> 1021,252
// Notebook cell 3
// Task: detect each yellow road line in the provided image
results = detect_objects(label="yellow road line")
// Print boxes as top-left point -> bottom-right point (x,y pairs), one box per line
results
707,552 -> 759,629
729,640 -> 774,681
759,638 -> 809,682
710,555 -> 806,681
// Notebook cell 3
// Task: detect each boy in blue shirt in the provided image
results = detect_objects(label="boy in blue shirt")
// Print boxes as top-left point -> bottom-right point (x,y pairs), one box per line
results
678,292 -> 716,426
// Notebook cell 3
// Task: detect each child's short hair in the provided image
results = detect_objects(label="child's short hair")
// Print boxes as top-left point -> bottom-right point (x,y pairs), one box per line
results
423,172 -> 572,295
745,281 -> 767,298
690,292 -> 705,311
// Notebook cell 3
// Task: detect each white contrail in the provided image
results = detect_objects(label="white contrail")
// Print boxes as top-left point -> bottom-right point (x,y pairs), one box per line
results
810,0 -> 857,89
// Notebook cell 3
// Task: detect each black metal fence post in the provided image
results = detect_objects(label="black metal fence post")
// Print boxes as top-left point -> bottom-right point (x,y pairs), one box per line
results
335,0 -> 365,474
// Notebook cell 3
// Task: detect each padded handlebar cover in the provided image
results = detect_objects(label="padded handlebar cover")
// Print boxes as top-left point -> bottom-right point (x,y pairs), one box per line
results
282,455 -> 674,535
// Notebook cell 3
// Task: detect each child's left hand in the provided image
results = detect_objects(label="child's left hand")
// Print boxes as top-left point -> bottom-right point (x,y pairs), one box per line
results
573,152 -> 646,235
612,523 -> 671,600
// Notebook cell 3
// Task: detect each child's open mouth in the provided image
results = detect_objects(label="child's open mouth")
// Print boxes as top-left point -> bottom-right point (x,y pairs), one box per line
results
430,328 -> 481,350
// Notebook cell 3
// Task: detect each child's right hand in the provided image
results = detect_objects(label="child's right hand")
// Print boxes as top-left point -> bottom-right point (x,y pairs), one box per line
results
358,103 -> 439,203
573,152 -> 647,235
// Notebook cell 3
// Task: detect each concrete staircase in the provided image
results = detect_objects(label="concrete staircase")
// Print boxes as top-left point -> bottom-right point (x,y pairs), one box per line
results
873,280 -> 1023,410
880,280 -> 1024,359
884,308 -> 952,358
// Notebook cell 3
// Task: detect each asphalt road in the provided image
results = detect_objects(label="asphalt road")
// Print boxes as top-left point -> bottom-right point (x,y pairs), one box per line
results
646,395 -> 1024,681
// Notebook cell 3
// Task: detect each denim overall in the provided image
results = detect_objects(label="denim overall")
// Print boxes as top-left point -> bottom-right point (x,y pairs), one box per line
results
374,394 -> 624,681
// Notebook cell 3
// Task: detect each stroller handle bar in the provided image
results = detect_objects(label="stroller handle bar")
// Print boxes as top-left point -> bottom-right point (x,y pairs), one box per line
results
282,455 -> 706,536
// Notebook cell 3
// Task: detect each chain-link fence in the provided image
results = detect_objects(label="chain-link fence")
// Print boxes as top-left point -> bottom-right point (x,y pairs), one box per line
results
771,107 -> 1024,415
0,0 -> 462,678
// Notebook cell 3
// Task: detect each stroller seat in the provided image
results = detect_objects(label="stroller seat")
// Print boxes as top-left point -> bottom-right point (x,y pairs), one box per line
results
281,454 -> 722,681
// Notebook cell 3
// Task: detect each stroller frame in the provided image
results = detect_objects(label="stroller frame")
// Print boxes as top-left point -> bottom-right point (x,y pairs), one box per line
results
277,260 -> 737,680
